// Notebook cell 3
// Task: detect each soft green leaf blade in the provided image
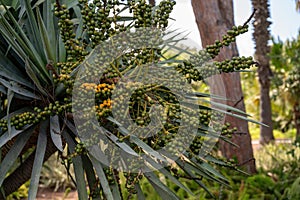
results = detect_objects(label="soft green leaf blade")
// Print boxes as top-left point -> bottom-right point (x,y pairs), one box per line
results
81,155 -> 101,200
90,156 -> 115,200
110,182 -> 122,200
0,2 -> 48,81
6,89 -> 13,136
134,183 -> 146,200
50,115 -> 63,152
36,7 -> 55,62
28,119 -> 48,199
145,156 -> 194,195
185,91 -> 228,101
64,119 -> 79,136
0,52 -> 33,88
107,117 -> 167,161
176,158 -> 225,185
58,34 -> 66,62
73,5 -> 83,38
186,99 -> 266,126
127,135 -> 168,163
144,171 -> 180,200
187,157 -> 229,186
204,154 -> 231,166
10,0 -> 18,9
0,124 -> 33,186
23,0 -> 43,53
25,59 -> 49,96
0,125 -> 35,148
95,124 -> 138,157
197,129 -> 239,147
0,13 -> 35,59
63,131 -> 88,200
0,78 -> 40,99
199,98 -> 251,116
43,0 -> 56,63
32,0 -> 46,9
176,159 -> 215,197
198,161 -> 227,181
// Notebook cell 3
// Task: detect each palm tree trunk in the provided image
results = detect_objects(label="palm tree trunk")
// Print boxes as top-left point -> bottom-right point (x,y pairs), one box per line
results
191,0 -> 256,174
251,0 -> 274,145
149,0 -> 155,6
294,103 -> 300,138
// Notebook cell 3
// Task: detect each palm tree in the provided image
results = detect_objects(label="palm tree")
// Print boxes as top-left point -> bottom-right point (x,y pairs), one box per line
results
251,0 -> 275,145
296,0 -> 300,11
0,0 -> 260,199
270,34 -> 300,138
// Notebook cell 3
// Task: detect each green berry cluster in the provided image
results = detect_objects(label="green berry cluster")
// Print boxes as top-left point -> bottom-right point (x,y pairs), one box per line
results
54,4 -> 75,42
129,0 -> 176,29
176,54 -> 256,83
104,168 -> 115,185
132,0 -> 153,27
206,25 -> 249,57
80,0 -> 119,47
215,56 -> 256,73
54,3 -> 89,61
0,118 -> 8,132
10,112 -> 36,130
172,24 -> 254,84
124,172 -> 143,195
40,2 -> 257,197
0,99 -> 72,134
74,142 -> 87,155
153,0 -> 176,28
187,109 -> 237,157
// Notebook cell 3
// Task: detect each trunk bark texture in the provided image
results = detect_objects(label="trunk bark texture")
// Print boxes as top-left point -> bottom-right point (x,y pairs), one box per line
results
191,0 -> 256,174
149,0 -> 155,6
294,103 -> 300,138
251,0 -> 274,145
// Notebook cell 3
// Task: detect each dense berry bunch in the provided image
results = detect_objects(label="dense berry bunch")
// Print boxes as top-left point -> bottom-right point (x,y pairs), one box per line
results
206,25 -> 249,57
0,1 -> 258,198
215,56 -> 256,73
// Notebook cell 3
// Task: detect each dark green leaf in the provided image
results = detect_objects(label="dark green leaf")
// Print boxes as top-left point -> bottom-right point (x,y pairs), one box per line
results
28,119 -> 48,199
90,156 -> 115,200
0,124 -> 35,148
145,171 -> 180,200
0,124 -> 33,186
36,7 -> 55,62
134,183 -> 146,200
145,156 -> 194,195
82,155 -> 101,200
50,115 -> 63,152
0,78 -> 40,99
6,89 -> 13,136
63,131 -> 88,200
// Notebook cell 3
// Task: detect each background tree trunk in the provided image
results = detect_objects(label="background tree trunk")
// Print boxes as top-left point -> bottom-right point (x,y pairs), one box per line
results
149,0 -> 155,6
191,0 -> 256,174
293,103 -> 300,138
251,0 -> 274,145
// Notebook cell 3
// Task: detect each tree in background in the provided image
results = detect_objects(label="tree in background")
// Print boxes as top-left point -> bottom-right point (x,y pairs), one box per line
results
149,0 -> 156,6
296,0 -> 300,11
191,0 -> 256,174
251,0 -> 275,144
270,33 -> 300,138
